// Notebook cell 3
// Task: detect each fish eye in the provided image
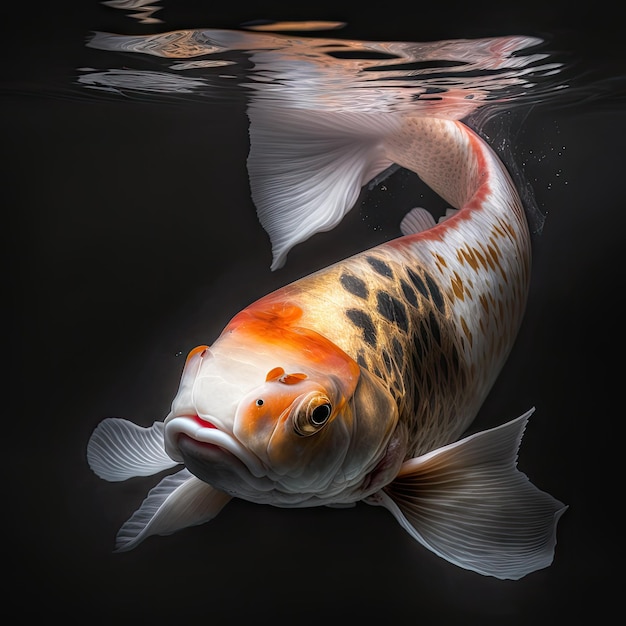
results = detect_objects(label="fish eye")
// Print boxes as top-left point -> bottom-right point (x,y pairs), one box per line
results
293,392 -> 333,436
255,399 -> 264,407
311,403 -> 331,425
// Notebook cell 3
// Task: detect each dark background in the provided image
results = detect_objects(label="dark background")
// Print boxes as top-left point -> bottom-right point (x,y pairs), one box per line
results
4,1 -> 623,623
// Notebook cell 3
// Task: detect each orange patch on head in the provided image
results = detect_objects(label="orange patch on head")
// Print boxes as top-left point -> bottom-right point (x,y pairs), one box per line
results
266,367 -> 308,385
224,296 -> 361,399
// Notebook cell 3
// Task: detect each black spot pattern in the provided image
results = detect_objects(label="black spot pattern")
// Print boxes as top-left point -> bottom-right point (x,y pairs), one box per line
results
340,273 -> 368,299
346,308 -> 377,348
333,249 -> 473,458
400,279 -> 418,308
425,272 -> 445,313
392,337 -> 404,364
429,310 -> 441,346
366,256 -> 394,279
413,334 -> 424,361
376,291 -> 409,332
407,268 -> 430,299
357,351 -> 367,369
419,320 -> 431,349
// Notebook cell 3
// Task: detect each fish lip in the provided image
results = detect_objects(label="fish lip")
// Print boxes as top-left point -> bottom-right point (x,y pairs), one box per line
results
164,415 -> 266,478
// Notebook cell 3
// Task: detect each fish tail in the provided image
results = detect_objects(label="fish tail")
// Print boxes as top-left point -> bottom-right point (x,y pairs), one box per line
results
247,104 -> 404,270
247,105 -> 518,270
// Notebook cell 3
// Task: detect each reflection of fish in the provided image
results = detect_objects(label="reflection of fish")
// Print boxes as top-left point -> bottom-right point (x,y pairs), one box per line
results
87,112 -> 566,579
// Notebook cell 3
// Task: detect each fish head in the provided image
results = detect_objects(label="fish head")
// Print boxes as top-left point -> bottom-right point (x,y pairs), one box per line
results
164,305 -> 406,506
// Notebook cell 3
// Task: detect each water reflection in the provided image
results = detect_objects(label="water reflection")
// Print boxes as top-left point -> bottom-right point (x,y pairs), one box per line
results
78,25 -> 571,260
80,27 -> 564,118
102,0 -> 164,25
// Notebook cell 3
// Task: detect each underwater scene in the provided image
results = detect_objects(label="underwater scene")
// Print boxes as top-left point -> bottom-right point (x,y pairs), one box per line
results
5,1 -> 624,623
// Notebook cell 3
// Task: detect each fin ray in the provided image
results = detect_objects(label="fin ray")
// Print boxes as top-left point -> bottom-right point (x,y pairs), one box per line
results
368,409 -> 567,580
114,469 -> 232,552
400,207 -> 437,235
87,418 -> 179,481
247,105 -> 401,269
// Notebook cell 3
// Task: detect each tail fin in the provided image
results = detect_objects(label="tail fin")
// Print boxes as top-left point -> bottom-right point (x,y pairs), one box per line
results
247,104 -> 401,269
246,107 -> 515,270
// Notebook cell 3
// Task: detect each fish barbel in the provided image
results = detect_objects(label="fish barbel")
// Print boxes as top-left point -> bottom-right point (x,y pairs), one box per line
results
87,110 -> 566,580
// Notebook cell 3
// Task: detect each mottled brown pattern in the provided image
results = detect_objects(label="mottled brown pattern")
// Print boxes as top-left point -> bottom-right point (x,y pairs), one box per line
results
286,249 -> 471,458
271,118 -> 532,461
281,193 -> 530,459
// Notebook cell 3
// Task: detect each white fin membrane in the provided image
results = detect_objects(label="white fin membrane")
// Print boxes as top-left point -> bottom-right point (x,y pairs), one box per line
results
368,409 -> 568,580
400,207 -> 437,236
114,469 -> 232,552
438,207 -> 459,223
247,104 -> 402,270
87,418 -> 179,482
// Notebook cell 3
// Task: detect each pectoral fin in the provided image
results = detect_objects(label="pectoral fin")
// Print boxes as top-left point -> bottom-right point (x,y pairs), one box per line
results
114,469 -> 232,552
367,409 -> 567,580
87,418 -> 180,481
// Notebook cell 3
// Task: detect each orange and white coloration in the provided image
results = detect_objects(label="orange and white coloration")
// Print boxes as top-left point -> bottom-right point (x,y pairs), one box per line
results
87,110 -> 566,580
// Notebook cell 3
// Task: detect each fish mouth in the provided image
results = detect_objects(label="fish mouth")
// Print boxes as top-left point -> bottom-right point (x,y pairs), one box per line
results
164,415 -> 266,479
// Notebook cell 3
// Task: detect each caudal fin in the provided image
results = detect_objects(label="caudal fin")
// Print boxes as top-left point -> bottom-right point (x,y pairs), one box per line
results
247,104 -> 402,270
247,106 -> 516,271
367,409 -> 568,580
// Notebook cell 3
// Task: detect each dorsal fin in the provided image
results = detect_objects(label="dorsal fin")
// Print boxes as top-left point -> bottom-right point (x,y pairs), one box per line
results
400,207 -> 437,236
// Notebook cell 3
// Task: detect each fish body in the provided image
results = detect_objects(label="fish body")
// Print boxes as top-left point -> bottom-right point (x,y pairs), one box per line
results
87,113 -> 566,579
247,116 -> 531,459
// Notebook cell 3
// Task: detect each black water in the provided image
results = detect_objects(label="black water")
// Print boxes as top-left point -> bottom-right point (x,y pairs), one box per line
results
5,1 -> 624,623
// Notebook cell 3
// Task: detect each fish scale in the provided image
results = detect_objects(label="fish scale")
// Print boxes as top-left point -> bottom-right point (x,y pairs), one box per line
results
265,119 -> 531,454
268,233 -> 510,457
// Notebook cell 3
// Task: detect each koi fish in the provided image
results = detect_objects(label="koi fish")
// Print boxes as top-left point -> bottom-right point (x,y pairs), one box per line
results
87,109 -> 567,580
